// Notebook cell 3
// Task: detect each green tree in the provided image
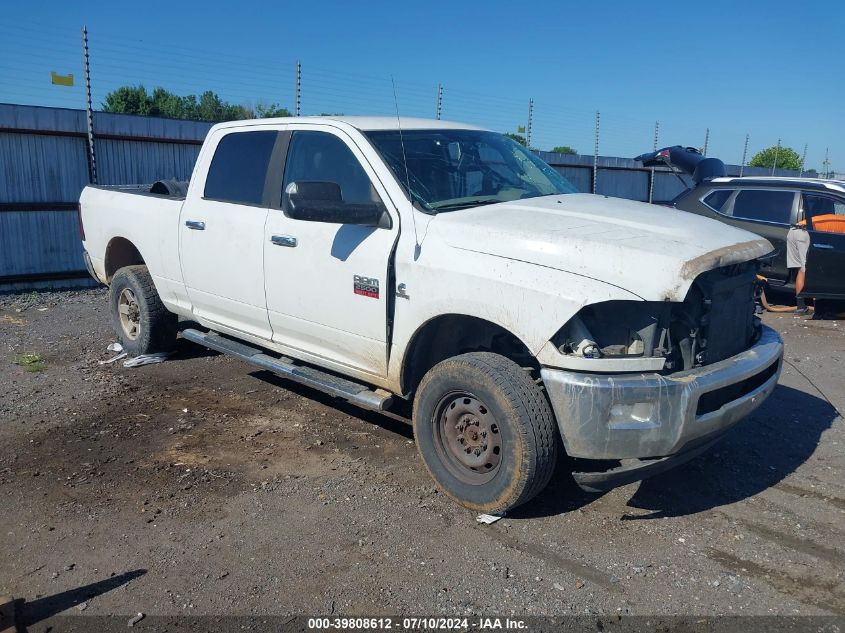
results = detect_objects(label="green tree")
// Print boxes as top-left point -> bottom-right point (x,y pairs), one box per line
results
254,103 -> 292,118
749,145 -> 802,171
505,132 -> 527,146
551,145 -> 577,154
102,85 -> 290,123
102,85 -> 154,116
150,87 -> 190,119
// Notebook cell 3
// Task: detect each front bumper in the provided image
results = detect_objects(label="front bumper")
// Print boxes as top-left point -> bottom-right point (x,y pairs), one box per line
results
541,325 -> 783,467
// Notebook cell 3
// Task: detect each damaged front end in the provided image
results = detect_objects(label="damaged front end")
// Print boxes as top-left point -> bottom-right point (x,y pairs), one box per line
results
553,260 -> 762,374
539,260 -> 782,491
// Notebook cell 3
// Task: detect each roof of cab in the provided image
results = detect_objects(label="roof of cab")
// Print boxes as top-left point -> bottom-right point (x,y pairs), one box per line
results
212,116 -> 487,132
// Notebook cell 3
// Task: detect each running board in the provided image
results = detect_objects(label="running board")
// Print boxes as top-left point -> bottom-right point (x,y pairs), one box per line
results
181,328 -> 393,411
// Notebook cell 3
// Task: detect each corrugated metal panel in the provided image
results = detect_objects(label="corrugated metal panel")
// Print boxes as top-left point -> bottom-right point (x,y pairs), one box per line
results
0,132 -> 89,202
96,139 -> 201,185
0,277 -> 97,293
94,111 -> 212,141
0,211 -> 85,276
653,172 -> 689,203
596,168 -> 649,201
0,102 -> 85,134
553,166 -> 592,193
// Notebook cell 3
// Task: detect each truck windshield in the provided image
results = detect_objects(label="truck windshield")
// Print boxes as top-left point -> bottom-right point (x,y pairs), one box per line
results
365,129 -> 577,212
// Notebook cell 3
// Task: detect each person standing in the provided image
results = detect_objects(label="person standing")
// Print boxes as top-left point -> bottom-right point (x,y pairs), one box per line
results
786,222 -> 811,315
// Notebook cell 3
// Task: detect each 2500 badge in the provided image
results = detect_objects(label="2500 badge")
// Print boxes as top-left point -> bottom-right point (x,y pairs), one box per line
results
354,275 -> 379,299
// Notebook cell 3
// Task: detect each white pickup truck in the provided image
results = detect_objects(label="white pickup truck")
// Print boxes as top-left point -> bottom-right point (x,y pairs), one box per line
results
80,116 -> 783,512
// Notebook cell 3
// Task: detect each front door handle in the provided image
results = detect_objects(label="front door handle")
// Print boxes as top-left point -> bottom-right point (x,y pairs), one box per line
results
185,220 -> 206,230
813,243 -> 834,250
271,235 -> 297,247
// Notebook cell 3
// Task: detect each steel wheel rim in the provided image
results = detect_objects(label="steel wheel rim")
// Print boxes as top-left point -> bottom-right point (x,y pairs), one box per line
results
432,391 -> 502,485
117,288 -> 141,340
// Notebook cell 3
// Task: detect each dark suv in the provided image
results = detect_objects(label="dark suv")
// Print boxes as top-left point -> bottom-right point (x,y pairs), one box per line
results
637,146 -> 845,300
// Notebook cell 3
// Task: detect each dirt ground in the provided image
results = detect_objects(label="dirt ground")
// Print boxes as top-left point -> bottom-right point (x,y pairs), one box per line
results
1,288 -> 844,621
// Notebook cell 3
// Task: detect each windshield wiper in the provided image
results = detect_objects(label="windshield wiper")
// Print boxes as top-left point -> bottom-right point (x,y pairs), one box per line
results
431,199 -> 499,212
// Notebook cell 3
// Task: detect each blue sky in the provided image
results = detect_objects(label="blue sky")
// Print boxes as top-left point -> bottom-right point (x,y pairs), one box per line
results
1,0 -> 842,171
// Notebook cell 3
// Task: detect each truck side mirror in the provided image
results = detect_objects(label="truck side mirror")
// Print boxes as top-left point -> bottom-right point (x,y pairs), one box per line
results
283,181 -> 388,228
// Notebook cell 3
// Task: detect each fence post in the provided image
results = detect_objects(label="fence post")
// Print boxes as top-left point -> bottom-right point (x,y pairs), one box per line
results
740,134 -> 749,177
703,128 -> 710,157
592,111 -> 600,194
648,120 -> 659,203
435,84 -> 443,120
526,98 -> 533,148
799,143 -> 807,177
81,25 -> 97,185
771,138 -> 781,176
295,61 -> 302,116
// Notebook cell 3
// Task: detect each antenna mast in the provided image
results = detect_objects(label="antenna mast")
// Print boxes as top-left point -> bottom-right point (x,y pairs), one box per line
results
391,77 -> 420,250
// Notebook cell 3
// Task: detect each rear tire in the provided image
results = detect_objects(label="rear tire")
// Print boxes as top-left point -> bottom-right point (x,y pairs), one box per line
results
412,352 -> 558,513
109,265 -> 177,356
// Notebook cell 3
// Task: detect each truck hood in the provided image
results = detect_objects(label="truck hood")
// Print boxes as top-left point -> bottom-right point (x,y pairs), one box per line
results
429,193 -> 772,301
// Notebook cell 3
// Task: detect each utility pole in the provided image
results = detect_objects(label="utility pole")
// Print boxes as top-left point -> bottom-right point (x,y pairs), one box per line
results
526,98 -> 534,148
703,128 -> 710,157
81,25 -> 97,184
823,148 -> 830,178
771,138 -> 781,176
295,61 -> 302,116
799,143 -> 807,177
648,120 -> 659,203
435,84 -> 443,120
592,111 -> 600,194
740,134 -> 749,177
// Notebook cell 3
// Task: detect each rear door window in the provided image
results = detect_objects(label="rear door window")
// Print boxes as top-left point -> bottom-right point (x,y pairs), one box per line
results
702,189 -> 733,212
204,130 -> 279,205
730,189 -> 796,224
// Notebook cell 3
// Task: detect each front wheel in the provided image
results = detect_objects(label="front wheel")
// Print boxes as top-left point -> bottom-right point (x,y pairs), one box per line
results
412,352 -> 558,513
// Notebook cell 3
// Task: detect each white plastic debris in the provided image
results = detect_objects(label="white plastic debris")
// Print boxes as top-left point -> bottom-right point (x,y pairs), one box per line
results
476,513 -> 505,525
123,353 -> 171,368
98,352 -> 127,365
99,342 -> 127,365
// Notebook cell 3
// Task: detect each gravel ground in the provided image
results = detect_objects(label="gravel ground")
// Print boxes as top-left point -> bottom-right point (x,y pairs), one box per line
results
1,288 -> 843,621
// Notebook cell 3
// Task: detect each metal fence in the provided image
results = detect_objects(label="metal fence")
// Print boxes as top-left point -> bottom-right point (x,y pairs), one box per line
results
0,103 -> 211,291
0,102 -> 811,293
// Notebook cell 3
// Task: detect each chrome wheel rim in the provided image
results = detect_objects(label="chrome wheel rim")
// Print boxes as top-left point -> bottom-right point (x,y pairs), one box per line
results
117,288 -> 141,340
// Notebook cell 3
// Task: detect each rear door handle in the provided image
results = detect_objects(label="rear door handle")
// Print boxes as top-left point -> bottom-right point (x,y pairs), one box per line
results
185,220 -> 206,230
813,243 -> 834,250
271,235 -> 297,247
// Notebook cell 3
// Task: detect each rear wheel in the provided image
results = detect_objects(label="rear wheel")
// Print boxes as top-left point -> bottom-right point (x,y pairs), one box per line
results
413,352 -> 558,513
109,265 -> 177,356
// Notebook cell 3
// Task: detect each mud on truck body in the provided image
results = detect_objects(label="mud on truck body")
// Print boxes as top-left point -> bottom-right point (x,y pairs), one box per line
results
79,117 -> 783,512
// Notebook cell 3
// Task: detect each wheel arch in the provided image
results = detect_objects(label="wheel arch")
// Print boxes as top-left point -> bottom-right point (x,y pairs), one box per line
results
104,237 -> 145,282
400,313 -> 538,396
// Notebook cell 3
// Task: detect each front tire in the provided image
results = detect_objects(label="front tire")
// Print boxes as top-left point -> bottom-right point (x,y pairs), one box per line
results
412,352 -> 558,513
109,265 -> 177,356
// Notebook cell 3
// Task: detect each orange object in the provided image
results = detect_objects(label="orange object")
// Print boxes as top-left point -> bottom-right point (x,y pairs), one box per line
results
809,214 -> 845,234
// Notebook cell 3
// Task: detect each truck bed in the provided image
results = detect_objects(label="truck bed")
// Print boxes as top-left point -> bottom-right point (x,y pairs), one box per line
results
79,183 -> 187,294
